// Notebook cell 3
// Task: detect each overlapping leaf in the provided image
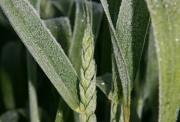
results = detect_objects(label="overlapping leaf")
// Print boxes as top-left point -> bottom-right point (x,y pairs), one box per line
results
69,1 -> 103,75
45,17 -> 72,54
146,0 -> 180,122
0,0 -> 80,111
100,0 -> 149,121
100,0 -> 149,105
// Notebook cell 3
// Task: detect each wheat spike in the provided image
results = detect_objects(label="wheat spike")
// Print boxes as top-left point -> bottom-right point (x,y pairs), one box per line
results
79,23 -> 97,122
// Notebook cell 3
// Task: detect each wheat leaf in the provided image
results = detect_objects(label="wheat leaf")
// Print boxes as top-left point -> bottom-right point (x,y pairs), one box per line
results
27,1 -> 40,122
68,2 -> 87,74
100,0 -> 130,106
116,0 -> 149,120
146,0 -> 180,122
69,1 -> 103,75
117,1 -> 150,119
116,0 -> 149,83
100,0 -> 150,121
44,17 -> 75,122
0,0 -> 80,111
45,17 -> 72,54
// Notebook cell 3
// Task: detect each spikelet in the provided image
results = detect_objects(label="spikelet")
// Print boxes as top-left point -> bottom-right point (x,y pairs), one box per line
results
79,23 -> 97,122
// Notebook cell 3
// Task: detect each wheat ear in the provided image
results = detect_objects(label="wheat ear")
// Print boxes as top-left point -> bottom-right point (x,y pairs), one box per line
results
79,23 -> 97,122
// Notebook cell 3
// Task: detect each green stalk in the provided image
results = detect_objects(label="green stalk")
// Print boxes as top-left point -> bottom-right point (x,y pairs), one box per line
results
110,56 -> 122,122
27,52 -> 40,122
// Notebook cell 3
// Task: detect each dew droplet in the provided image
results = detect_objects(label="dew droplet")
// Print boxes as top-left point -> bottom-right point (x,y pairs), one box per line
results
175,38 -> 179,42
165,4 -> 169,8
101,82 -> 105,85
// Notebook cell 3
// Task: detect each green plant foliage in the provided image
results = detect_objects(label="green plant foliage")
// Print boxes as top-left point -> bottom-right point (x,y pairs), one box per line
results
69,1 -> 103,75
0,0 -> 80,111
68,1 -> 87,74
100,0 -> 150,121
45,17 -> 72,54
146,0 -> 180,122
0,0 -> 180,122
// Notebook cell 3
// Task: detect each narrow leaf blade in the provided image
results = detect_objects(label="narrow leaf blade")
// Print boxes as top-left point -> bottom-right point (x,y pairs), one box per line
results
0,0 -> 80,111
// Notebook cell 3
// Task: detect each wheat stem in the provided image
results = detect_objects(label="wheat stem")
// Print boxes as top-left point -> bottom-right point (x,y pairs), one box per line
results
27,52 -> 40,122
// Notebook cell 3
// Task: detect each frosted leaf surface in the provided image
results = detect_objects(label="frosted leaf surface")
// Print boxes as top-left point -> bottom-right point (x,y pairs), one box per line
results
146,0 -> 180,122
0,0 -> 80,111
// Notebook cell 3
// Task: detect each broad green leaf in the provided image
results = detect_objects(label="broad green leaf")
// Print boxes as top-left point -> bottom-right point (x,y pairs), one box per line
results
146,1 -> 180,122
45,17 -> 72,54
0,0 -> 80,111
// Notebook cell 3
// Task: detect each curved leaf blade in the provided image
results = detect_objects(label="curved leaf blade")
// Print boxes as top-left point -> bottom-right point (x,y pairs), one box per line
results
116,0 -> 150,82
100,0 -> 130,105
0,0 -> 80,111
